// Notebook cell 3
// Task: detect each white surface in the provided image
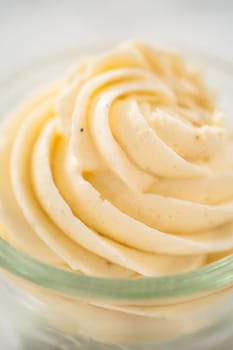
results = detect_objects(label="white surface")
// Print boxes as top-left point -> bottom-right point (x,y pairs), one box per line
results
0,0 -> 233,79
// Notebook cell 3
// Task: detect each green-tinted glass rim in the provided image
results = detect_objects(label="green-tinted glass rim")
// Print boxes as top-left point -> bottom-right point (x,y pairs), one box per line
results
0,44 -> 233,301
1,237 -> 233,300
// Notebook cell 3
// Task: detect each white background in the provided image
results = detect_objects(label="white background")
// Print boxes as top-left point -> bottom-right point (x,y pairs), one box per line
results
0,0 -> 233,79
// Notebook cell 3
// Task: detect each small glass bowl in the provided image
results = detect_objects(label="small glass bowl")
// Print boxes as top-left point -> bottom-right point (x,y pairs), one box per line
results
0,46 -> 233,350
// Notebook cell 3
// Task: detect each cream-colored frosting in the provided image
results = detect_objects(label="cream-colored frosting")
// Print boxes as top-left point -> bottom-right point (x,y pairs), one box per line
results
1,40 -> 233,277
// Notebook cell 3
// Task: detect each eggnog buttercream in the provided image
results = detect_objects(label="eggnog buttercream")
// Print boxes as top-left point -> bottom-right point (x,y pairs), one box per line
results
1,40 -> 233,278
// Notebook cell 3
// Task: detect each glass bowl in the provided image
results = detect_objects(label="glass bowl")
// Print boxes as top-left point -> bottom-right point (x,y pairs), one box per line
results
0,45 -> 233,350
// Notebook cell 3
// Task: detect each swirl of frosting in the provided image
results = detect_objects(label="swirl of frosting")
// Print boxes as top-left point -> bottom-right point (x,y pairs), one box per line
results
1,40 -> 233,277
